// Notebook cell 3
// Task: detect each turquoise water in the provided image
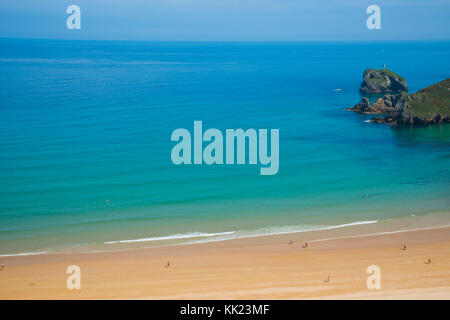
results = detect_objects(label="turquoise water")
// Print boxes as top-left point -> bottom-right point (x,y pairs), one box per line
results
0,39 -> 449,255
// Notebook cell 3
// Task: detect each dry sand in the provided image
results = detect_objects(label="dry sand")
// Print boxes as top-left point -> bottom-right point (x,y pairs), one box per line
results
0,226 -> 449,299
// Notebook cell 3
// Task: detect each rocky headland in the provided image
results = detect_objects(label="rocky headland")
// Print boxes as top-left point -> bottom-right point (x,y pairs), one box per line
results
347,69 -> 449,126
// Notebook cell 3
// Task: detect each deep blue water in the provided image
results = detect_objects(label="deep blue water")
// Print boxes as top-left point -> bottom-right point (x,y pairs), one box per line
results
0,39 -> 449,254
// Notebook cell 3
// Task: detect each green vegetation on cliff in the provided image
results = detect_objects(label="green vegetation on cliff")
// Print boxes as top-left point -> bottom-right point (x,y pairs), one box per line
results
378,69 -> 405,81
406,78 -> 450,119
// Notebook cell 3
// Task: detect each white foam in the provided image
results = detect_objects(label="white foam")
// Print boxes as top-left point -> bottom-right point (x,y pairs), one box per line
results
182,220 -> 379,245
104,220 -> 378,246
307,224 -> 450,244
0,251 -> 48,257
104,231 -> 236,244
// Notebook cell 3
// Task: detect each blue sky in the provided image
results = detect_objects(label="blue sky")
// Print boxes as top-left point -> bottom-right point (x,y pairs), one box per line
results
0,0 -> 449,41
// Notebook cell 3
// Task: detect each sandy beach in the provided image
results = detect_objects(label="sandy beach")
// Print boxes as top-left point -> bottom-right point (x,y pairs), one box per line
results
1,224 -> 449,300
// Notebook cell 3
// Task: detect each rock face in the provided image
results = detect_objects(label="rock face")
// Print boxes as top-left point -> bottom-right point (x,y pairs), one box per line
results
348,94 -> 400,114
348,97 -> 371,113
360,69 -> 408,94
348,78 -> 450,126
370,114 -> 449,125
371,78 -> 450,126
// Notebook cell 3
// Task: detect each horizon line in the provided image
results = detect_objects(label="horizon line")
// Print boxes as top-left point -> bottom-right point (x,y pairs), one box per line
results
1,36 -> 450,43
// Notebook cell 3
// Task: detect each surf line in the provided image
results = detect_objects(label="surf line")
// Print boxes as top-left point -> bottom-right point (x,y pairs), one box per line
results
171,121 -> 279,175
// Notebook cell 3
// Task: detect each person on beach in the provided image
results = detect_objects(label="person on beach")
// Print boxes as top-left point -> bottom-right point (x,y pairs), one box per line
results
0,264 -> 4,271
289,240 -> 293,245
324,275 -> 330,283
401,244 -> 407,251
425,258 -> 431,264
302,242 -> 308,248
164,261 -> 170,268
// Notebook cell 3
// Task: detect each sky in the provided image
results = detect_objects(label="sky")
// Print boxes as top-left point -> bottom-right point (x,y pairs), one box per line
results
0,0 -> 449,41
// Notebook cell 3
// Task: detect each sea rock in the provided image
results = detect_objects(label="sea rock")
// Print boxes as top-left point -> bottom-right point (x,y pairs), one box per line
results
347,94 -> 401,114
360,69 -> 408,94
368,94 -> 400,113
347,97 -> 371,113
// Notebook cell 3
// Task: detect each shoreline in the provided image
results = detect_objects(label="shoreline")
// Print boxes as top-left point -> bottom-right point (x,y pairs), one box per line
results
1,211 -> 449,258
1,223 -> 449,299
1,211 -> 450,257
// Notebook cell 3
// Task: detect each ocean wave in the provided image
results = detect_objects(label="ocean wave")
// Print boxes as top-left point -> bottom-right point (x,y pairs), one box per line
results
104,231 -> 236,244
104,220 -> 378,245
254,220 -> 380,236
182,220 -> 379,245
0,251 -> 48,257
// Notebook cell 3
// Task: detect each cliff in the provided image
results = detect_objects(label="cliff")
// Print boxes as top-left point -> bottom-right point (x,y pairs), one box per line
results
371,78 -> 450,125
348,78 -> 449,126
360,69 -> 408,94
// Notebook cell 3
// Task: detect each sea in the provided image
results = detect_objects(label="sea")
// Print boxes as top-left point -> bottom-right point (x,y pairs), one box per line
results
0,39 -> 449,256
